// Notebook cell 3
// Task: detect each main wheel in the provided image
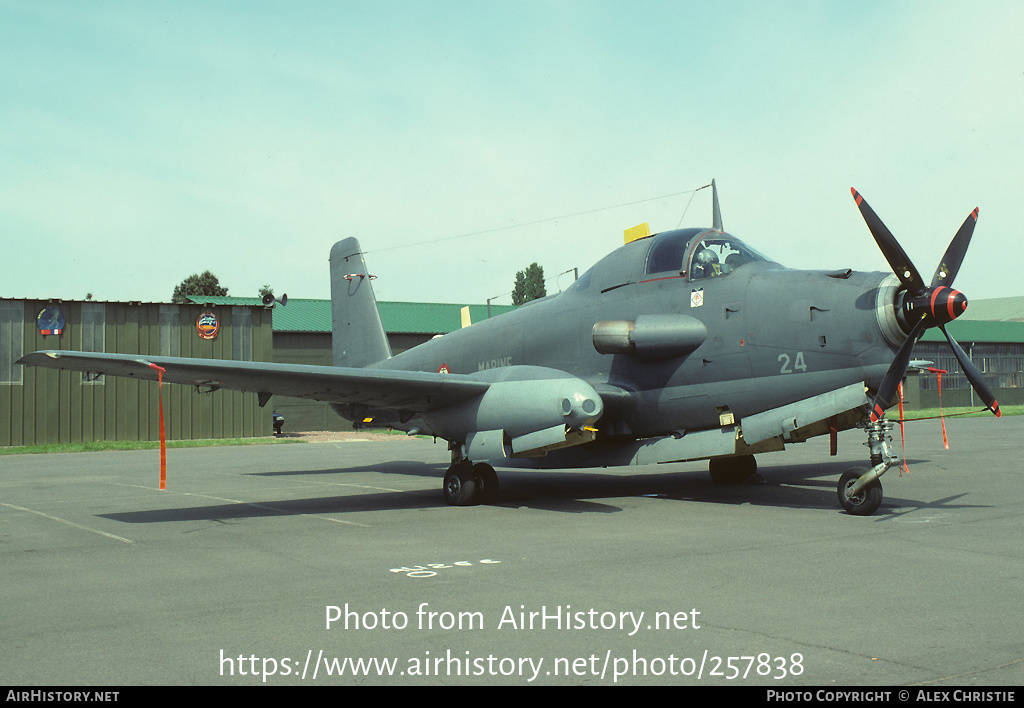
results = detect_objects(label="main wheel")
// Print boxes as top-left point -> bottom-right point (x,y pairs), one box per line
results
472,463 -> 499,504
709,455 -> 757,484
837,467 -> 883,516
443,463 -> 477,506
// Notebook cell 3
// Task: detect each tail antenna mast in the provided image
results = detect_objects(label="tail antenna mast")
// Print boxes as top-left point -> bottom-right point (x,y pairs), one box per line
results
676,179 -> 722,230
712,178 -> 723,232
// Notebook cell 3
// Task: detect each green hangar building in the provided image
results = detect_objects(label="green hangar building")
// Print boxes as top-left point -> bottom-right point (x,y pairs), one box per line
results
906,298 -> 1024,409
1,298 -> 274,447
0,297 -> 515,447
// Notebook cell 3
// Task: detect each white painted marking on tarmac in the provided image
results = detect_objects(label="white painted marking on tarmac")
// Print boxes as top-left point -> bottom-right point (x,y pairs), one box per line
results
293,481 -> 403,493
317,482 -> 403,492
1,502 -> 134,544
891,513 -> 949,524
116,484 -> 372,527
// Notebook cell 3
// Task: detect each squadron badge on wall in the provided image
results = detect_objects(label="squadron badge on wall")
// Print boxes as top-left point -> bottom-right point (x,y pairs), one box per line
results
37,306 -> 66,335
196,311 -> 219,339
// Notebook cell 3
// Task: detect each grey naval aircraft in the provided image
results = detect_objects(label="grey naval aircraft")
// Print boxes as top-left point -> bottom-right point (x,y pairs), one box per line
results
19,183 -> 1000,515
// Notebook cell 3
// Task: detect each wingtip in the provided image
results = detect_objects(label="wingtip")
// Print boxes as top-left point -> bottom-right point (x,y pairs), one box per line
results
15,351 -> 59,365
851,187 -> 863,205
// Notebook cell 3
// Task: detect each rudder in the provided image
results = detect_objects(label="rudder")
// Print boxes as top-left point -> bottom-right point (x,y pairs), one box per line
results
330,238 -> 392,368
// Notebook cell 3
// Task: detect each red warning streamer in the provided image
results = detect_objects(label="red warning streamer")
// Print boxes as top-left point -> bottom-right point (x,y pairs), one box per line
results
898,383 -> 909,476
927,367 -> 950,450
149,363 -> 167,490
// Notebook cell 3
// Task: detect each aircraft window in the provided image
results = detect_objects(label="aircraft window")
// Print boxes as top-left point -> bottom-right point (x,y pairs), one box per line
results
645,228 -> 702,275
687,237 -> 768,280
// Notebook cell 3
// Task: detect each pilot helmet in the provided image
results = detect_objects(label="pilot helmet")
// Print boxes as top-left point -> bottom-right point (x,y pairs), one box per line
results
695,248 -> 719,268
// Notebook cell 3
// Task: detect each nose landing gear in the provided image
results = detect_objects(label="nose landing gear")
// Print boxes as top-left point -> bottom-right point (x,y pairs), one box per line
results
838,418 -> 896,515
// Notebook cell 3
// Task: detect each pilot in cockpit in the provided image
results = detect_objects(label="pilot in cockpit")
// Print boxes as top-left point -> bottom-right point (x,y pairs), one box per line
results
691,247 -> 722,280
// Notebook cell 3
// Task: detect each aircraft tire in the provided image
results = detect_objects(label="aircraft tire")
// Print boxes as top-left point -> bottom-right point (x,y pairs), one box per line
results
472,463 -> 499,504
443,463 -> 477,506
837,467 -> 882,516
708,455 -> 757,484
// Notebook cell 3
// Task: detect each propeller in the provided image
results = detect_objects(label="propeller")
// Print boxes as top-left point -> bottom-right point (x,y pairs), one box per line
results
850,188 -> 1000,421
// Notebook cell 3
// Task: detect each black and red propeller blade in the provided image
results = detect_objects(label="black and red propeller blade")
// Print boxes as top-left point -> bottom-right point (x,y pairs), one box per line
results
931,208 -> 978,288
851,188 -> 926,295
868,318 -> 929,423
850,189 -> 999,420
942,325 -> 1001,417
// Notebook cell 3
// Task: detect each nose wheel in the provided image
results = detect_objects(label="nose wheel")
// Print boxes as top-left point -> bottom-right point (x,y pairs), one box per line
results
837,467 -> 883,516
837,418 -> 895,515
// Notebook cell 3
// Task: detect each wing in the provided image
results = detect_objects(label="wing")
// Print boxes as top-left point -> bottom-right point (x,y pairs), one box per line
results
16,350 -> 490,412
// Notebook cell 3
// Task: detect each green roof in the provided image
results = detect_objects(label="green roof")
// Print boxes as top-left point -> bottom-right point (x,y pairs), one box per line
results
377,301 -> 517,334
919,319 -> 1024,344
185,296 -> 517,334
958,296 -> 1024,322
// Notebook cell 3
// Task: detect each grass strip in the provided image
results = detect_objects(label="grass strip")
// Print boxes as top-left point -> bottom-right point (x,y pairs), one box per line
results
901,404 -> 1021,421
1,437 -> 302,456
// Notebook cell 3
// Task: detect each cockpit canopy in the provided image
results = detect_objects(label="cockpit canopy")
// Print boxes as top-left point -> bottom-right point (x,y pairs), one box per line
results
645,228 -> 772,281
573,227 -> 774,295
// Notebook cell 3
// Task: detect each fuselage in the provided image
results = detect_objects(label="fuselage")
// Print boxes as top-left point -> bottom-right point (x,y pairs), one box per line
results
366,228 -> 902,439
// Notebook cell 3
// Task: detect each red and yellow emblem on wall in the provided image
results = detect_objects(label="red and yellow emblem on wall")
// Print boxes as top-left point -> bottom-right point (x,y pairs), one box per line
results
196,311 -> 219,339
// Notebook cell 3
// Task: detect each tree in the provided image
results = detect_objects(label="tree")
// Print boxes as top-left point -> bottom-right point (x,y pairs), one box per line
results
258,284 -> 274,300
511,263 -> 545,306
172,271 -> 228,303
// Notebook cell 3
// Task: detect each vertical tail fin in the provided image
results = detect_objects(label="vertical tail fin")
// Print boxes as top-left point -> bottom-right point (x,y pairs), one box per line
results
330,238 -> 391,368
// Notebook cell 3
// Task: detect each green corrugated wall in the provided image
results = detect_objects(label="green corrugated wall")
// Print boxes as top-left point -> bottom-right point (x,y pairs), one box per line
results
1,300 -> 272,447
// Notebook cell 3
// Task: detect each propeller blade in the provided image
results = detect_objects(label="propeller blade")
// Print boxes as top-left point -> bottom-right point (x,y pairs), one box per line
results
851,188 -> 926,295
869,317 -> 929,422
941,325 -> 1001,416
931,208 -> 979,287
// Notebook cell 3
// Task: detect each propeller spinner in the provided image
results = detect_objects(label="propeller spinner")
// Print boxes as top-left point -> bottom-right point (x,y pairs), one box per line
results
850,188 -> 1000,421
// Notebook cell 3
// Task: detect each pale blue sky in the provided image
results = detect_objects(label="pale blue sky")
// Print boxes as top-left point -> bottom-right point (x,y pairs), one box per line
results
2,1 -> 1022,306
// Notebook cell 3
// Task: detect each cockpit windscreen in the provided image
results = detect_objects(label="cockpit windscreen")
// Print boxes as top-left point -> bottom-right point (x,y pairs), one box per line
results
644,229 -> 772,281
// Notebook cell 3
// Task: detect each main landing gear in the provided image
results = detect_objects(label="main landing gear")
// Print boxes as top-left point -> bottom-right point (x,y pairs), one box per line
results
837,418 -> 896,516
708,454 -> 760,484
443,458 -> 499,506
